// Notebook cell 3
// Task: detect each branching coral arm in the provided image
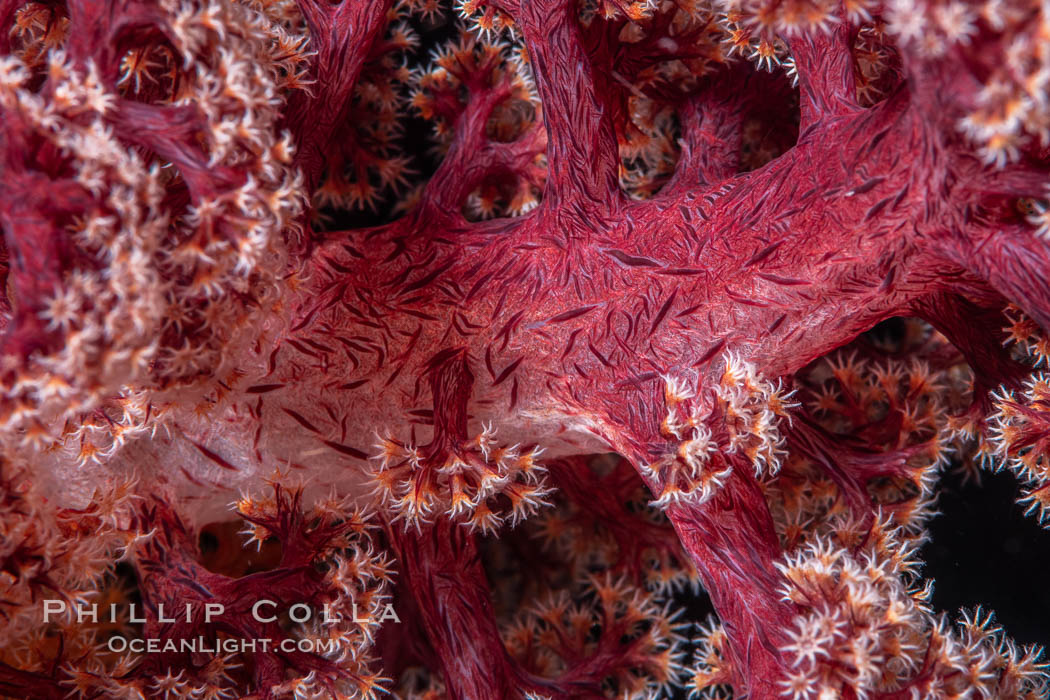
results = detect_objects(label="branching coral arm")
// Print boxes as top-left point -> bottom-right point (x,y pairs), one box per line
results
421,122 -> 546,223
664,471 -> 795,697
286,0 -> 394,192
106,100 -> 243,199
0,180 -> 89,352
500,0 -> 622,212
932,224 -> 1050,330
785,22 -> 862,130
389,522 -> 529,700
911,291 -> 1032,396
414,81 -> 546,222
783,413 -> 874,511
545,455 -> 693,585
284,88 -> 975,480
663,77 -> 746,193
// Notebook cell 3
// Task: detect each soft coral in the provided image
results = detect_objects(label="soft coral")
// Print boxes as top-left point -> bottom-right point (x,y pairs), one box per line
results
3,0 -> 1050,697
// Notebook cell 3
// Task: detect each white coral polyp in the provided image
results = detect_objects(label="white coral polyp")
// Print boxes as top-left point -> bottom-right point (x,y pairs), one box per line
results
647,353 -> 798,508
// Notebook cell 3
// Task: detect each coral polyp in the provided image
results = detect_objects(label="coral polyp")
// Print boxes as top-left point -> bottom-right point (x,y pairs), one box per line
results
2,0 -> 1050,697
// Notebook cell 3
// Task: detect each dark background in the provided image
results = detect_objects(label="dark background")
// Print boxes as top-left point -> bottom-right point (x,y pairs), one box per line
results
924,468 -> 1050,647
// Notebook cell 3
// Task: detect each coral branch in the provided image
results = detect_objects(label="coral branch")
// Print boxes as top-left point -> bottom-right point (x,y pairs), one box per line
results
786,22 -> 862,129
510,0 -> 622,209
389,521 -> 525,700
286,0 -> 395,192
936,224 -> 1050,330
912,291 -> 1031,396
544,454 -> 698,590
664,470 -> 795,696
665,78 -> 745,192
411,32 -> 546,220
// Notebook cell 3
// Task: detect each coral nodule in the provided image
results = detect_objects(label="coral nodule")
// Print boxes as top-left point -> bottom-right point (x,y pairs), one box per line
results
2,0 -> 1050,697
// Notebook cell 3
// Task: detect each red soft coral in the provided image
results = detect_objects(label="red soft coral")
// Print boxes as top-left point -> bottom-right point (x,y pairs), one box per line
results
3,0 -> 1050,698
